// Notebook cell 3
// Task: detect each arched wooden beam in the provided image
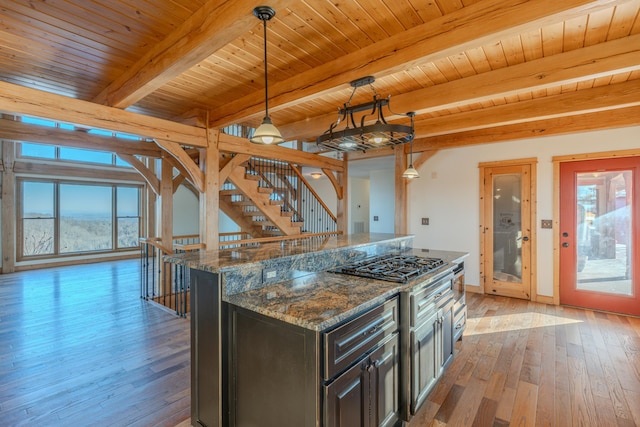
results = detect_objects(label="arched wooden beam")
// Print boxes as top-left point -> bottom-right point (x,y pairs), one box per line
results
172,174 -> 186,194
219,153 -> 251,183
117,153 -> 160,195
413,149 -> 440,171
155,139 -> 205,193
321,168 -> 344,200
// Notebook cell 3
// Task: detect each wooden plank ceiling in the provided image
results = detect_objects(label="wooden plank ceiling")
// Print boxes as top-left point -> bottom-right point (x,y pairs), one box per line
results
0,0 -> 638,155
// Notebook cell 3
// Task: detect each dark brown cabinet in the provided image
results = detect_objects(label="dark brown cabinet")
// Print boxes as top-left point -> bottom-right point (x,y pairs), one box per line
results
324,333 -> 400,427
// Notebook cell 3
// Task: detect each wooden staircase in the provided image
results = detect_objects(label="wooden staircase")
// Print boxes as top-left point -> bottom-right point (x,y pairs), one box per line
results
220,166 -> 303,237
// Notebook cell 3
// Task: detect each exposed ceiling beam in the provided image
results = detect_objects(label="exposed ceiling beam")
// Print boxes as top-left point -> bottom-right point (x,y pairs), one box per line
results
0,81 -> 207,147
93,0 -> 298,109
282,34 -> 640,142
218,133 -> 344,172
0,118 -> 162,157
207,0 -> 628,128
412,105 -> 640,152
413,79 -> 640,136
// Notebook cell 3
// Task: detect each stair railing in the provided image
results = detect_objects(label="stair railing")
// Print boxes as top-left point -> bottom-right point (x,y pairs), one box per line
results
246,156 -> 337,234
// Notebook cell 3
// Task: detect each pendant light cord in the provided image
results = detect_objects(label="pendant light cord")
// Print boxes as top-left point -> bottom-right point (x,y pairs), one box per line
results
262,18 -> 269,118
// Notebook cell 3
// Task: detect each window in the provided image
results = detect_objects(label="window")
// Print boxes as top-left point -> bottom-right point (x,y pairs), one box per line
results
59,184 -> 113,253
19,180 -> 142,259
116,187 -> 141,249
22,182 -> 55,256
17,115 -> 148,168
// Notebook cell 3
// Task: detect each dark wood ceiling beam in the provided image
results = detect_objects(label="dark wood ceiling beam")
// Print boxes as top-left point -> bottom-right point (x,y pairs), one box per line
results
207,0 -> 628,129
0,117 -> 162,157
412,105 -> 640,152
93,0 -> 298,109
282,33 -> 640,142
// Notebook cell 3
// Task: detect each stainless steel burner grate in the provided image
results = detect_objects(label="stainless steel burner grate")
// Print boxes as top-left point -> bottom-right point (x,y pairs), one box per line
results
335,255 -> 445,283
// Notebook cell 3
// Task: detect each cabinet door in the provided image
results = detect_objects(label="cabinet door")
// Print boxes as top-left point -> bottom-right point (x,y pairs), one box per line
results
324,361 -> 369,427
411,311 -> 438,414
370,334 -> 400,427
440,305 -> 454,372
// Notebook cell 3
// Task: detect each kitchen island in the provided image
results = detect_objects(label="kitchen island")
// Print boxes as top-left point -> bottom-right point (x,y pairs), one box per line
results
165,234 -> 467,427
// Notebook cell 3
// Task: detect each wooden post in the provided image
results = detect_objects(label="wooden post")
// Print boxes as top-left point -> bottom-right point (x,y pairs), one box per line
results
160,158 -> 174,249
395,146 -> 407,235
336,155 -> 348,234
146,158 -> 157,238
200,129 -> 220,250
1,140 -> 15,273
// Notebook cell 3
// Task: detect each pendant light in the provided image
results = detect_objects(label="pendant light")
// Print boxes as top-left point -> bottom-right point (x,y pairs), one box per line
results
316,76 -> 414,152
250,6 -> 284,145
402,112 -> 419,179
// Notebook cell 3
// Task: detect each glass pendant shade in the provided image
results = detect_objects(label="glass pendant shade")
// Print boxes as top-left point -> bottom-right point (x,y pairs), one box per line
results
369,129 -> 390,144
338,136 -> 358,149
402,165 -> 420,179
249,6 -> 283,145
250,116 -> 284,144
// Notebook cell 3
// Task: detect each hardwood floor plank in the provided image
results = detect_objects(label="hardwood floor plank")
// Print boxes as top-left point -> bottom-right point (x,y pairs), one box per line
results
0,260 -> 190,426
510,381 -> 538,427
2,265 -> 638,427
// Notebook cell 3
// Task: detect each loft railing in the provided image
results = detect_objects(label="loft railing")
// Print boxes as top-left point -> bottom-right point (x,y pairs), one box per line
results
139,235 -> 201,317
140,230 -> 342,317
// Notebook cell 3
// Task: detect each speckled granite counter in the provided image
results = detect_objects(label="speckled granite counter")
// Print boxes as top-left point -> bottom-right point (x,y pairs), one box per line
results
165,233 -> 413,296
166,233 -> 467,332
224,248 -> 467,331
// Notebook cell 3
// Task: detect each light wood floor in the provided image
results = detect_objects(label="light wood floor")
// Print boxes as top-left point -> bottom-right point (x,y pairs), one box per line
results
0,259 -> 191,426
1,260 -> 639,426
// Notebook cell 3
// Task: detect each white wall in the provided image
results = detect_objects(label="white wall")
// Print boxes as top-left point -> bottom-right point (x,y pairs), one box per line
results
407,126 -> 640,297
308,175 -> 338,216
173,186 -> 242,236
369,169 -> 395,233
349,177 -> 370,233
173,185 -> 199,236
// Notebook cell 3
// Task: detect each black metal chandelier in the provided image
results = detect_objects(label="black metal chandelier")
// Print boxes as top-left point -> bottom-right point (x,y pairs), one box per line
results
316,76 -> 415,152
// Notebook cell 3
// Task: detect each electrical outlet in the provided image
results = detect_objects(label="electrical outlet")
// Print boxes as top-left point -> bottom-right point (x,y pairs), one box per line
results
541,219 -> 553,229
263,268 -> 278,283
373,216 -> 379,221
421,218 -> 429,225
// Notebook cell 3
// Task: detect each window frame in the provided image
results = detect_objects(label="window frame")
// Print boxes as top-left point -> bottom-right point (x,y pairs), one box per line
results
17,178 -> 143,261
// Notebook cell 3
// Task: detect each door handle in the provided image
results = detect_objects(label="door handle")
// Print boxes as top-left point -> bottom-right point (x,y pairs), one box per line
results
562,242 -> 569,248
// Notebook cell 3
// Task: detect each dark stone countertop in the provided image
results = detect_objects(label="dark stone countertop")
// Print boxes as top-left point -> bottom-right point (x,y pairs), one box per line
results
224,248 -> 468,331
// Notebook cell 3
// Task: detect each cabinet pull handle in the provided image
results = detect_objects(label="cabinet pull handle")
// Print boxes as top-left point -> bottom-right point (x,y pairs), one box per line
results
455,324 -> 463,329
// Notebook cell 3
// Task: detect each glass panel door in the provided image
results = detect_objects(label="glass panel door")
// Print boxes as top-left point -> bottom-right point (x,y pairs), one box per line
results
481,163 -> 532,300
576,171 -> 632,295
560,157 -> 639,316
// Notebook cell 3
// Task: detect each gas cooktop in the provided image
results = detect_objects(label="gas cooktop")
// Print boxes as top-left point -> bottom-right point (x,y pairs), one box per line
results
333,254 -> 446,283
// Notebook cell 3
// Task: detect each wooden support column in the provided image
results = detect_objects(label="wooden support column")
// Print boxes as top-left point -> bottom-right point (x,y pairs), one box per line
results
336,155 -> 348,234
200,129 -> 220,250
395,146 -> 408,235
1,140 -> 16,273
160,158 -> 174,250
146,158 -> 157,238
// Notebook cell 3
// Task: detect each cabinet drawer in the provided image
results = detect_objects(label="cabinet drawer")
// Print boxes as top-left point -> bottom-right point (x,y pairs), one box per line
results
324,296 -> 399,381
411,276 -> 453,327
453,311 -> 466,341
